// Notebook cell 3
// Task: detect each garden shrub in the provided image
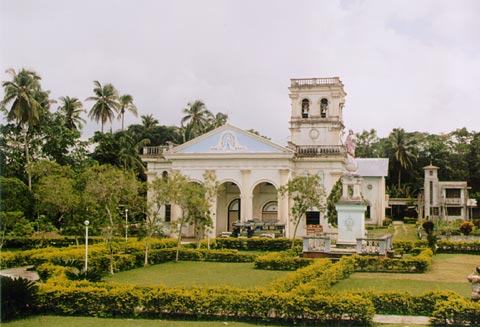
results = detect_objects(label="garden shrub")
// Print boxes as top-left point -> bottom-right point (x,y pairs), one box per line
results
36,282 -> 375,325
208,237 -> 302,251
431,297 -> 480,326
269,258 -> 333,292
354,248 -> 433,273
254,250 -> 312,270
0,276 -> 38,322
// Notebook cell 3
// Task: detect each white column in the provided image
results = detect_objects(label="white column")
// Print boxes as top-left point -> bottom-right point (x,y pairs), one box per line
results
240,170 -> 252,221
278,169 -> 290,235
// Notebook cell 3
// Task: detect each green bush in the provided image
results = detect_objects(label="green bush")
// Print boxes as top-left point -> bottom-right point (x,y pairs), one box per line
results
431,297 -> 480,326
37,282 -> 375,325
352,290 -> 461,316
1,276 -> 38,322
207,237 -> 302,251
354,248 -> 433,273
254,250 -> 312,270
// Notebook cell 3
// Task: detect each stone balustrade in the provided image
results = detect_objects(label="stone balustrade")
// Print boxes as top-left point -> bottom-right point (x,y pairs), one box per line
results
291,77 -> 342,87
303,236 -> 331,253
356,234 -> 393,256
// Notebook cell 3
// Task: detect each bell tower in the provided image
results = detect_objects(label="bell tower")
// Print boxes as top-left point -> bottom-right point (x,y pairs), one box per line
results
288,77 -> 346,150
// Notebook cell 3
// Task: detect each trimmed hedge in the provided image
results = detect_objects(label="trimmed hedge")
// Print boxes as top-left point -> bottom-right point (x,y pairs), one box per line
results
206,237 -> 302,251
351,290 -> 462,316
254,250 -> 312,270
431,297 -> 480,326
354,248 -> 433,273
36,282 -> 375,325
393,239 -> 480,254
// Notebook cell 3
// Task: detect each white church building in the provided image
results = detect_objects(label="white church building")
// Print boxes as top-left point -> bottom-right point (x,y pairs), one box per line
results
142,78 -> 388,239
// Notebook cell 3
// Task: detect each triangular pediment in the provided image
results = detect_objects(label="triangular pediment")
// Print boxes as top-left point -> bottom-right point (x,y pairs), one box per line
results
168,124 -> 291,154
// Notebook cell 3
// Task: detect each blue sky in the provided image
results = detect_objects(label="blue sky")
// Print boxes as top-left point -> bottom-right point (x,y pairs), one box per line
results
1,0 -> 479,145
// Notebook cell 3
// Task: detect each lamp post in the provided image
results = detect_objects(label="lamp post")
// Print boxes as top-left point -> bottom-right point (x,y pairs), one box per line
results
84,220 -> 89,271
125,208 -> 128,242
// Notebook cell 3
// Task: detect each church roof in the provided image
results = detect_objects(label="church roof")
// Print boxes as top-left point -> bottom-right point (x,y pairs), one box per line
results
166,124 -> 293,155
356,158 -> 389,177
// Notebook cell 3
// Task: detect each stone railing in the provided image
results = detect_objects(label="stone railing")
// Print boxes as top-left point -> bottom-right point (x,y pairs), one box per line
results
356,234 -> 393,256
142,146 -> 169,157
292,145 -> 345,157
291,77 -> 342,88
303,236 -> 331,253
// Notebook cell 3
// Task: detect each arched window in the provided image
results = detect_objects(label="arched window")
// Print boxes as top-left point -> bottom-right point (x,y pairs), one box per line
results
162,171 -> 168,180
320,98 -> 328,118
302,99 -> 310,118
228,199 -> 240,231
262,201 -> 278,223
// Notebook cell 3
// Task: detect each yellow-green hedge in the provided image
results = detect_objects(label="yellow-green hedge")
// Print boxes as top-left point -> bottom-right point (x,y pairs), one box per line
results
37,282 -> 375,325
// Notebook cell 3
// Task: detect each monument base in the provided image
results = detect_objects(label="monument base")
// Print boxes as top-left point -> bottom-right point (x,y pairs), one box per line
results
335,201 -> 367,245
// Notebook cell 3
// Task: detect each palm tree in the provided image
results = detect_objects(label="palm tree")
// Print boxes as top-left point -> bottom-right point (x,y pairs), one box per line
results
58,96 -> 86,130
388,128 -> 416,189
210,112 -> 228,129
118,94 -> 138,131
141,114 -> 158,129
180,100 -> 212,141
1,68 -> 43,189
86,81 -> 119,133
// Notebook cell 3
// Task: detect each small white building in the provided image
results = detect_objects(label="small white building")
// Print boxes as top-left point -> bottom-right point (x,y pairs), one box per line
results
423,164 -> 477,221
142,78 -> 389,238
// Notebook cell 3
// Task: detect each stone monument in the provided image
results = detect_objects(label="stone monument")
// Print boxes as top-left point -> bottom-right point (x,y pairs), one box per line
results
336,130 -> 367,246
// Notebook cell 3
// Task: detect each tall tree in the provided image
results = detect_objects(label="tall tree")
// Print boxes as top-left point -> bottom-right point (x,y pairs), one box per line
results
118,94 -> 138,131
1,68 -> 44,189
141,114 -> 158,129
180,100 -> 212,141
81,164 -> 142,274
86,81 -> 119,133
279,174 -> 325,248
58,96 -> 86,130
388,128 -> 416,189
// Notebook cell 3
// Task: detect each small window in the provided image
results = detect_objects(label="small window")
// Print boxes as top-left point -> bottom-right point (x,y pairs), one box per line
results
320,98 -> 328,118
165,204 -> 171,222
365,206 -> 371,219
162,171 -> 168,180
302,99 -> 310,118
306,211 -> 320,225
446,189 -> 461,198
429,171 -> 433,176
447,207 -> 462,216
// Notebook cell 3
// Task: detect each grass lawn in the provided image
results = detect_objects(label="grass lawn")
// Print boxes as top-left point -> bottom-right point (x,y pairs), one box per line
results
104,261 -> 289,288
2,316 -> 429,327
332,254 -> 477,297
368,222 -> 419,241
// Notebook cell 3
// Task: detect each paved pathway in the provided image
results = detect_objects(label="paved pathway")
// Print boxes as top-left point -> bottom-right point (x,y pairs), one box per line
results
374,314 -> 430,325
0,265 -> 40,281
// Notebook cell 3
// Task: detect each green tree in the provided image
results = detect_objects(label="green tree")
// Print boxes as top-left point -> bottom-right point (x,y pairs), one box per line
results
279,174 -> 325,248
355,129 -> 381,158
326,179 -> 342,227
141,114 -> 158,129
29,161 -> 80,230
118,94 -> 137,131
180,100 -> 212,141
207,112 -> 229,130
57,96 -> 86,130
86,81 -> 119,133
388,128 -> 417,189
1,68 -> 44,189
81,165 -> 142,274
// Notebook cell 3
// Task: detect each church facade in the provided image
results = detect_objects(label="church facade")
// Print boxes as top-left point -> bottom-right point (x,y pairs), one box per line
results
142,78 -> 388,238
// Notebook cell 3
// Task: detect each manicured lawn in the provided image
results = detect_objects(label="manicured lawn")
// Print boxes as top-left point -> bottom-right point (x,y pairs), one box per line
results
332,254 -> 477,297
2,316 -> 429,327
104,261 -> 289,288
368,222 -> 419,241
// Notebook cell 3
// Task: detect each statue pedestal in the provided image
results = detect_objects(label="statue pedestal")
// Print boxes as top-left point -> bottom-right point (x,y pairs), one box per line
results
336,201 -> 367,245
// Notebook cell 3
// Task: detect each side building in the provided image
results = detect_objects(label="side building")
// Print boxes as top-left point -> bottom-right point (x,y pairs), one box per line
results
423,164 -> 477,221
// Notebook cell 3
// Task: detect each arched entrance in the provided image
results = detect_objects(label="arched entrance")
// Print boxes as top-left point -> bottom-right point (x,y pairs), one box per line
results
216,181 -> 241,233
228,198 -> 240,231
252,182 -> 278,222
